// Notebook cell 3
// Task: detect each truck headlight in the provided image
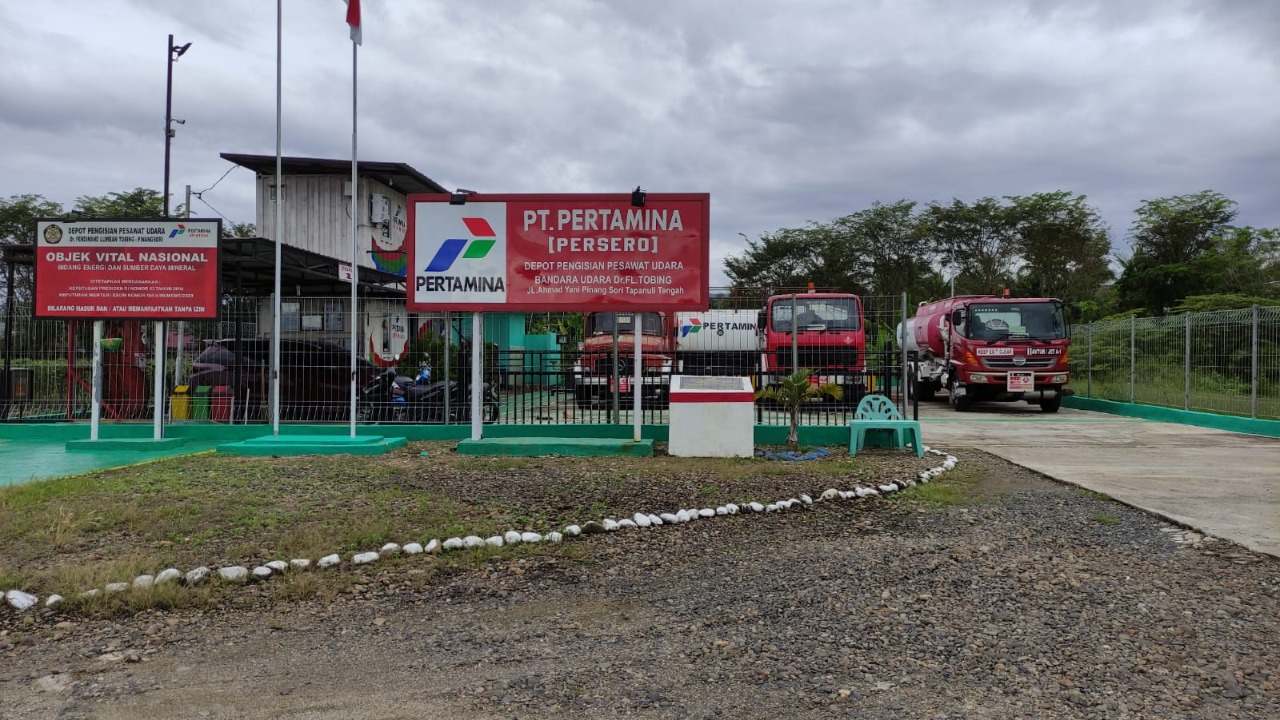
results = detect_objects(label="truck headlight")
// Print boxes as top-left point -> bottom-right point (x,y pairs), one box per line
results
970,374 -> 990,383
1051,374 -> 1068,384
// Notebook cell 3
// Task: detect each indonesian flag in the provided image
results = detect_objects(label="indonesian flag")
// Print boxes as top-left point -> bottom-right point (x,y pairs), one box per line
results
345,0 -> 362,46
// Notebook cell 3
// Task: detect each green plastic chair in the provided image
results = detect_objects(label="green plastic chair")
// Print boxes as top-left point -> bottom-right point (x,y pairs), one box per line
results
849,394 -> 924,457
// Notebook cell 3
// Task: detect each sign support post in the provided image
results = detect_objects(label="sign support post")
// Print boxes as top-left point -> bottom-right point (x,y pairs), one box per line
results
91,321 -> 103,441
471,312 -> 482,441
633,321 -> 642,441
153,321 -> 165,439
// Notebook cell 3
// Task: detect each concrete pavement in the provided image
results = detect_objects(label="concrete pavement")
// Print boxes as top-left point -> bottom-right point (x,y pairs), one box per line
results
911,400 -> 1280,558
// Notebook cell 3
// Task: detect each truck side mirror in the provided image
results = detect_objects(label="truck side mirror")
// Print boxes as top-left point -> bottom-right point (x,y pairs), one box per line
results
756,311 -> 766,332
949,309 -> 964,325
1066,304 -> 1082,322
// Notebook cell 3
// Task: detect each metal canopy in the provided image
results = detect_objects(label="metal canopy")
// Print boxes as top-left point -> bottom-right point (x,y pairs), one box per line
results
219,153 -> 449,195
220,236 -> 405,297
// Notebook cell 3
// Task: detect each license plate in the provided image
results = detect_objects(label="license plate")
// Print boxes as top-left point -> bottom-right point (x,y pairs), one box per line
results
612,377 -> 631,393
1007,371 -> 1034,392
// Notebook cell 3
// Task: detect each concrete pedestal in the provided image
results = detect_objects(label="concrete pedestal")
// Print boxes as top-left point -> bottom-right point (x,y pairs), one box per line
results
668,375 -> 754,457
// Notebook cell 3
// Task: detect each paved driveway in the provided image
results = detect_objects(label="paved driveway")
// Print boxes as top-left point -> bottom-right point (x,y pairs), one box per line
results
910,399 -> 1280,557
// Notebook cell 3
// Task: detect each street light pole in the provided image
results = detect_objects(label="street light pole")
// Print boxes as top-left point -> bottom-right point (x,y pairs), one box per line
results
163,34 -> 191,217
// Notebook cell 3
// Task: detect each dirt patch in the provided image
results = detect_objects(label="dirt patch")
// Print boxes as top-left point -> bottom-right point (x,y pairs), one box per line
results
2,446 -> 1278,719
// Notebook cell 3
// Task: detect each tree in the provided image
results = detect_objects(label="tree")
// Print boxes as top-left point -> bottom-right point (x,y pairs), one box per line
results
223,222 -> 256,238
1,194 -> 64,304
1005,192 -> 1113,303
1115,191 -> 1276,314
831,200 -> 939,300
724,222 -> 866,293
919,197 -> 1018,295
723,200 -> 942,300
72,188 -> 164,218
755,369 -> 841,447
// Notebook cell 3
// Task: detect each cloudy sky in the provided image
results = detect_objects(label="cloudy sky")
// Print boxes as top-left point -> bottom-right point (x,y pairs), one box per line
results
2,0 -> 1277,285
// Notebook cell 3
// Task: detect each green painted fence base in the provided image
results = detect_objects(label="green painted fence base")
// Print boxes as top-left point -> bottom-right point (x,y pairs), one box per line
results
216,434 -> 408,457
1064,397 -> 1280,438
66,437 -> 189,452
456,437 -> 654,457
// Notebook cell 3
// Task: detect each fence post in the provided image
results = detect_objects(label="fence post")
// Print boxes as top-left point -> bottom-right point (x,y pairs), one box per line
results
1184,312 -> 1191,411
1086,322 -> 1092,397
1251,305 -> 1259,419
1129,315 -> 1136,404
900,292 -> 908,413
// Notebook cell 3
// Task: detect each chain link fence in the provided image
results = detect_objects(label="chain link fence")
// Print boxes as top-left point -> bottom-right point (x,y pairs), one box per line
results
1070,306 -> 1280,420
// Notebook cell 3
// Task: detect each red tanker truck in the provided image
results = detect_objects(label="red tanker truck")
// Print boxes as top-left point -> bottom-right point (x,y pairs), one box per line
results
899,295 -> 1072,412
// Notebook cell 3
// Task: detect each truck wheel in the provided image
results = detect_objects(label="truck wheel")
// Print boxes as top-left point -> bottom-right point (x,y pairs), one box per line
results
1039,396 -> 1062,413
949,384 -> 973,412
574,387 -> 592,410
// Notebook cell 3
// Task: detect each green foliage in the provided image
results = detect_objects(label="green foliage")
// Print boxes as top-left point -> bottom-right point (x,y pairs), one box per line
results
403,330 -> 499,383
755,369 -> 841,447
1006,191 -> 1114,303
1170,294 -> 1274,313
526,312 -> 583,340
72,188 -> 164,218
920,196 -> 1018,295
1115,191 -> 1277,314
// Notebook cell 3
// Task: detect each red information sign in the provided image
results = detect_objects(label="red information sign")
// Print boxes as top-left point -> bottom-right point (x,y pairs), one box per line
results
35,219 -> 221,319
407,193 -> 709,311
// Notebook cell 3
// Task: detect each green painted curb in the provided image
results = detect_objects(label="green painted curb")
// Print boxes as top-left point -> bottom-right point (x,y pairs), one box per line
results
455,437 -> 655,457
216,435 -> 408,457
1064,397 -> 1280,438
66,437 -> 189,452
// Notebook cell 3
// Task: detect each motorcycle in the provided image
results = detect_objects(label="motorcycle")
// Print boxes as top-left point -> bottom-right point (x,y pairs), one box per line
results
358,361 -> 499,424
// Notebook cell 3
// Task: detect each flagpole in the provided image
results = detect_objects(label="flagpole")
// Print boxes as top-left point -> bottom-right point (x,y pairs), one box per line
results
348,31 -> 359,437
272,0 -> 283,436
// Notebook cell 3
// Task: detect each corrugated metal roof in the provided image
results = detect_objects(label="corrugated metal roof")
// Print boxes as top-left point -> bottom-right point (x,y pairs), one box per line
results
219,153 -> 449,195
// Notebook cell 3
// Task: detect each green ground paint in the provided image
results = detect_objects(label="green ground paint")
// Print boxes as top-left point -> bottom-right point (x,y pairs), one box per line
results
1064,397 -> 1280,438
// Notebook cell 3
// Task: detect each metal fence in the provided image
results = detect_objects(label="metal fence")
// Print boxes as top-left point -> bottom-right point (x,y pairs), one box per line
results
1070,306 -> 1280,420
1,293 -> 910,427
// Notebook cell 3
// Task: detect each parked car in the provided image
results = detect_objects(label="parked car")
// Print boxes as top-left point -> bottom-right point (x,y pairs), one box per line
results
187,339 -> 379,422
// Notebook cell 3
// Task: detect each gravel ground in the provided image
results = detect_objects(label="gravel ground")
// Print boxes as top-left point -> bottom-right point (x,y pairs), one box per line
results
1,449 -> 1278,719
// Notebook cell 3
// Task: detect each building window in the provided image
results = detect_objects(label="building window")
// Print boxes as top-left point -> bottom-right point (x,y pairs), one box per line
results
281,302 -> 301,332
324,301 -> 345,332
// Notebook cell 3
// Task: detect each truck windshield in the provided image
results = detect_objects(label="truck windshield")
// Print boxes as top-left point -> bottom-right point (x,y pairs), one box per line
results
771,297 -> 862,332
586,312 -> 664,336
966,303 -> 1065,340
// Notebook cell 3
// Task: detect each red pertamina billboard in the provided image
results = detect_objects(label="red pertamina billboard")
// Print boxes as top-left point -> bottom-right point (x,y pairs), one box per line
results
35,219 -> 220,319
407,193 -> 710,311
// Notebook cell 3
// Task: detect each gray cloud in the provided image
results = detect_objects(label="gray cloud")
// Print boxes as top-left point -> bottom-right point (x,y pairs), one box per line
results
2,0 -> 1276,285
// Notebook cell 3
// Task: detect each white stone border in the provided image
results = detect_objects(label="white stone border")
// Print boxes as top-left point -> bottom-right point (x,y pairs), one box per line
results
3,447 -> 960,615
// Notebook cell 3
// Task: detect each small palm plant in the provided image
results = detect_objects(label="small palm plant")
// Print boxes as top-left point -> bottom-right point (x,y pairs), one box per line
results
755,369 -> 842,447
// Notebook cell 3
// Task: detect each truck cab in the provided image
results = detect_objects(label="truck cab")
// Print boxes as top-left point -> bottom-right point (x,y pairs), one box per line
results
903,295 -> 1071,412
571,311 -> 675,409
759,293 -> 867,402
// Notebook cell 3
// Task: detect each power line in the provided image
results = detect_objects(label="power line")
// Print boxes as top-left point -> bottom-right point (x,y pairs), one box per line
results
193,193 -> 237,229
197,163 -> 240,195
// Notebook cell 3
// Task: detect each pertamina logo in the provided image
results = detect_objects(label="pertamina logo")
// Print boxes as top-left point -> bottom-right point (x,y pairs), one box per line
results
168,225 -> 187,239
417,217 -> 505,293
680,318 -> 703,337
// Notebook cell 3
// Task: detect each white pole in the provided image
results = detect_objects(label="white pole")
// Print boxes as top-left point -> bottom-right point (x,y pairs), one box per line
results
271,0 -> 283,437
633,317 -> 641,442
175,186 -> 190,389
91,321 -> 103,441
153,321 -> 165,439
471,312 -> 482,441
348,38 -> 359,437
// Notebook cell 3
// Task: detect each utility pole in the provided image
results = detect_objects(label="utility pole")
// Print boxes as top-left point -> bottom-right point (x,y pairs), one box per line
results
163,34 -> 191,217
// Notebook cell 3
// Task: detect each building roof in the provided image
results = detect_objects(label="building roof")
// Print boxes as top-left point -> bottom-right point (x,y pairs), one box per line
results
220,236 -> 405,297
219,153 -> 449,195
